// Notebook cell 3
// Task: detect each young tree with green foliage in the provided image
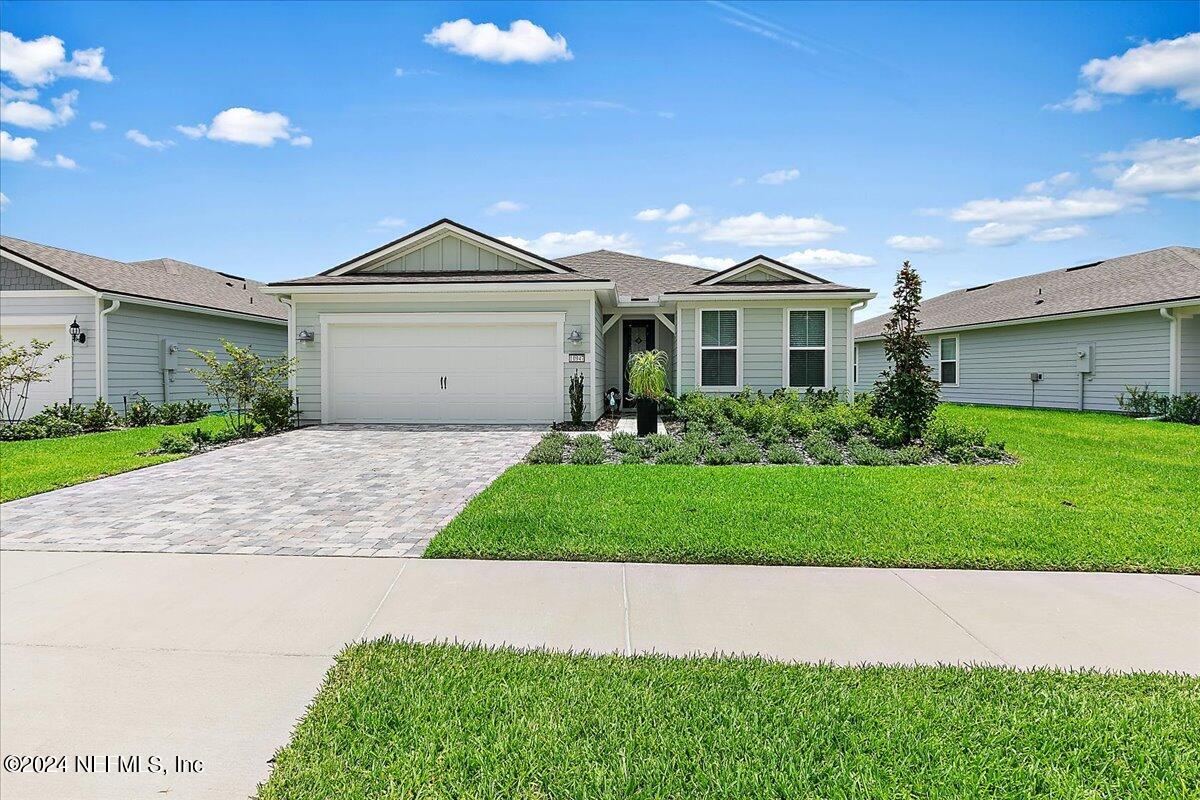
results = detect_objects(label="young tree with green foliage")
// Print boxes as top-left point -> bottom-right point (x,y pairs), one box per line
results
873,261 -> 940,442
188,339 -> 295,434
0,336 -> 70,423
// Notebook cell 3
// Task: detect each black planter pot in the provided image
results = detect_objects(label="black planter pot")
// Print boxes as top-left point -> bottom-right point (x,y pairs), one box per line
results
636,398 -> 658,436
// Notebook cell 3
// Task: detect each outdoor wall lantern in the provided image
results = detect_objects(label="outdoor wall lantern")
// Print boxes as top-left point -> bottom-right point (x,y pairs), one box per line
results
296,330 -> 315,342
567,328 -> 583,344
69,317 -> 86,344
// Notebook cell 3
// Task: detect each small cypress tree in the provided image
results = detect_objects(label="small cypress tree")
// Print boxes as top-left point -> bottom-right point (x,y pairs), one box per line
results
873,261 -> 940,441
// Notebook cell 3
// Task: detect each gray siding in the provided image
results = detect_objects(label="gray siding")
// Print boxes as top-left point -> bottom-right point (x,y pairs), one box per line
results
1181,313 -> 1200,394
677,302 -> 850,396
104,302 -> 286,406
855,309 -> 1173,412
363,234 -> 535,273
292,293 -> 594,424
1,258 -> 73,290
0,292 -> 98,404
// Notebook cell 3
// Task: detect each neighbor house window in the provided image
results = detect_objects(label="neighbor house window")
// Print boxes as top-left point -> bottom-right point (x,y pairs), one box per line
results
787,309 -> 828,388
939,336 -> 959,386
700,309 -> 739,387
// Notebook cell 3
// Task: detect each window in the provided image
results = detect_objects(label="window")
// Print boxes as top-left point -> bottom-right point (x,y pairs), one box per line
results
787,310 -> 827,388
939,336 -> 958,386
700,309 -> 738,387
853,345 -> 859,384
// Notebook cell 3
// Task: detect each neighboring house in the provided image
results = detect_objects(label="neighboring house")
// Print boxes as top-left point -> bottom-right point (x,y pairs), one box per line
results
854,246 -> 1200,412
263,218 -> 875,424
0,237 -> 288,417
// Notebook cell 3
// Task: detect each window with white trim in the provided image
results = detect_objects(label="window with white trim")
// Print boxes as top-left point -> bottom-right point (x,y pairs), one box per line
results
700,309 -> 738,387
787,310 -> 827,388
939,336 -> 958,386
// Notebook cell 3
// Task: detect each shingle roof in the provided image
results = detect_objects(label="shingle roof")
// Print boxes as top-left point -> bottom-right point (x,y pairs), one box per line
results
855,246 -> 1200,339
1,237 -> 287,321
270,271 -> 608,286
664,280 -> 869,295
555,250 -> 716,297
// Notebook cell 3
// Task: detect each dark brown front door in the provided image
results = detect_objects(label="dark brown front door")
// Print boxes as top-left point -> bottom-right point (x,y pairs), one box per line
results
622,319 -> 655,407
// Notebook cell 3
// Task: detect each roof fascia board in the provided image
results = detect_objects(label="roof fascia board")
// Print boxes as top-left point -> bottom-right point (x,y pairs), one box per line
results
100,292 -> 288,325
264,281 -> 612,295
854,296 -> 1200,341
322,219 -> 571,276
0,248 -> 100,295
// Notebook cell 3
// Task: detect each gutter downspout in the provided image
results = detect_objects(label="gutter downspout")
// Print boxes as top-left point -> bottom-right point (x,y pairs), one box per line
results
97,295 -> 121,403
846,300 -> 869,402
1161,307 -> 1180,396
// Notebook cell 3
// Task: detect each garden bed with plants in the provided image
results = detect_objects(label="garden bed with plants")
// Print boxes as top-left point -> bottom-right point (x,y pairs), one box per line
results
0,396 -> 211,441
527,390 -> 1013,467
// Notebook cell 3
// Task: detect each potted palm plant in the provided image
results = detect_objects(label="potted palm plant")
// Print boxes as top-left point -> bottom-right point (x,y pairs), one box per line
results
627,349 -> 668,436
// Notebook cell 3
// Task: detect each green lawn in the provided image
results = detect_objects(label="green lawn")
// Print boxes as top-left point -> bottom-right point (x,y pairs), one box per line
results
427,406 -> 1200,573
0,416 -> 228,502
258,639 -> 1199,800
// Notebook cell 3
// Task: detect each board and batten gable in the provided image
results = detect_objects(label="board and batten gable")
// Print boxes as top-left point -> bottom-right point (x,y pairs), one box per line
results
291,292 -> 596,424
103,301 -> 287,406
855,309 -> 1176,412
0,257 -> 98,405
676,301 -> 851,395
361,234 -> 538,274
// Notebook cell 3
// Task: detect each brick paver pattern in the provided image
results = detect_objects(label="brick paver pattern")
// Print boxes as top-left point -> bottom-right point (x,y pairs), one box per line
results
0,425 -> 543,557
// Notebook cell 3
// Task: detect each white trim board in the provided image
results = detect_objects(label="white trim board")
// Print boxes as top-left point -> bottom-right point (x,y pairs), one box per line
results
265,281 -> 611,296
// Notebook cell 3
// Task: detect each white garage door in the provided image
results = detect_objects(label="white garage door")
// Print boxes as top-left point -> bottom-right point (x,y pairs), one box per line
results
0,323 -> 72,418
325,318 -> 562,423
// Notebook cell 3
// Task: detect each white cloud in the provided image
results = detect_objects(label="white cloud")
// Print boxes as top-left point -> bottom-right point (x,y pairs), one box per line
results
634,203 -> 693,222
486,200 -> 526,214
0,130 -> 37,161
0,88 -> 77,129
949,188 -> 1142,223
1023,171 -> 1076,194
374,217 -> 408,228
89,120 -> 105,131
125,129 -> 174,150
49,153 -> 76,169
1101,136 -> 1200,199
174,123 -> 207,139
0,191 -> 9,208
0,84 -> 37,101
1045,89 -> 1104,113
757,168 -> 799,185
394,67 -> 437,77
0,31 -> 112,86
424,19 -> 572,64
199,107 -> 308,147
782,249 -> 876,268
886,234 -> 943,253
663,253 -> 737,270
1082,33 -> 1200,109
701,212 -> 844,246
1030,225 -> 1087,242
966,222 -> 1035,247
501,230 -> 634,258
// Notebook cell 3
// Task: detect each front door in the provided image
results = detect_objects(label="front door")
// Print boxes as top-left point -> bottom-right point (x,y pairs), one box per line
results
621,319 -> 655,408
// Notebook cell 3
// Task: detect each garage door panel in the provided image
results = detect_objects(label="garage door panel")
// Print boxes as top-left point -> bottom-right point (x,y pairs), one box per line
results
0,324 -> 71,417
325,321 -> 561,424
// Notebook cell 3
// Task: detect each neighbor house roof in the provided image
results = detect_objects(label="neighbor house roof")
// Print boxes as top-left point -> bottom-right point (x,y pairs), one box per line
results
1,236 -> 288,321
855,246 -> 1200,339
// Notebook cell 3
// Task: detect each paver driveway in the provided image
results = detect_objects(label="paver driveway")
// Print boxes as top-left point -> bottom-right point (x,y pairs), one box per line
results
0,425 -> 543,557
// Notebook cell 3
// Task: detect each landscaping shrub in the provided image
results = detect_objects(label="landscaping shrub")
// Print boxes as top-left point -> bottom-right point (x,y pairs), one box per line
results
125,395 -> 158,427
188,338 -> 295,435
944,444 -> 975,464
83,399 -> 121,432
756,424 -> 788,447
730,441 -> 763,464
26,413 -> 84,438
570,435 -> 606,465
157,402 -> 187,425
183,398 -> 211,422
926,418 -> 987,453
766,443 -> 804,464
656,445 -> 699,465
609,431 -> 638,453
813,404 -> 860,443
892,444 -> 929,465
803,431 -> 844,465
645,433 -> 674,453
39,402 -> 88,426
620,451 -> 644,465
873,261 -> 941,442
704,446 -> 735,465
1116,384 -> 1169,417
251,387 -> 296,433
847,435 -> 896,466
156,432 -> 195,454
187,426 -> 214,446
717,427 -> 749,447
784,410 -> 815,438
1164,393 -> 1200,425
568,371 -> 585,425
527,433 -> 567,464
0,421 -> 46,440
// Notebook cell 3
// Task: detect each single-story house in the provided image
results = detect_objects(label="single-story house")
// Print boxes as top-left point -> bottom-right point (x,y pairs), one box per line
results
854,246 -> 1200,412
262,218 -> 876,425
0,237 -> 288,417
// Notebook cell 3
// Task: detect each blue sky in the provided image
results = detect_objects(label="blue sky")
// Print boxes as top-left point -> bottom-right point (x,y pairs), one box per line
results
1,1 -> 1196,316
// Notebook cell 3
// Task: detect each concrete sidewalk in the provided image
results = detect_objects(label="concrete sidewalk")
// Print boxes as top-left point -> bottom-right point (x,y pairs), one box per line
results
1,551 -> 1197,799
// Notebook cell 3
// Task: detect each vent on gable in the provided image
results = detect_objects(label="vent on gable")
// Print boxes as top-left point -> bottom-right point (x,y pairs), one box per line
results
1064,260 -> 1103,273
964,283 -> 992,292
